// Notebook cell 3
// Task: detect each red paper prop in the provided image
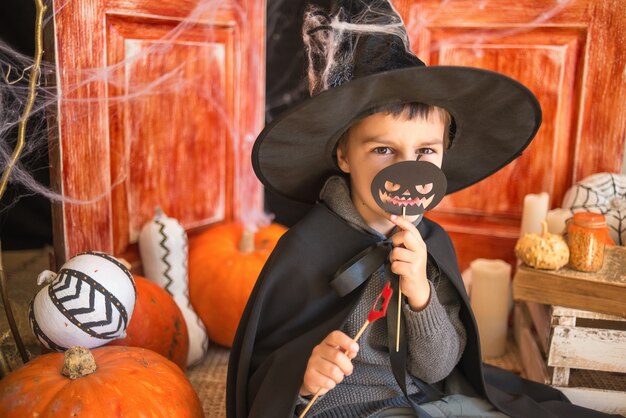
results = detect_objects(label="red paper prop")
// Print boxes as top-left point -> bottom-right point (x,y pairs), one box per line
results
367,281 -> 393,323
298,282 -> 394,418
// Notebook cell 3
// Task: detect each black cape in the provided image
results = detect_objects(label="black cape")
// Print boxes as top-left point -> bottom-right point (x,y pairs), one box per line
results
227,203 -> 618,418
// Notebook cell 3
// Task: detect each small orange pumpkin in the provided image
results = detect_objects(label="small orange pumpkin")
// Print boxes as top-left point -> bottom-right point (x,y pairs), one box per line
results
0,346 -> 204,417
188,223 -> 287,347
107,275 -> 189,370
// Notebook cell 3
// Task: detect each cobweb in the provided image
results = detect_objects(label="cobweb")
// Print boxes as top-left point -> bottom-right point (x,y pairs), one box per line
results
0,0 -> 267,228
1,0 -> 577,211
298,0 -> 572,97
303,0 -> 410,95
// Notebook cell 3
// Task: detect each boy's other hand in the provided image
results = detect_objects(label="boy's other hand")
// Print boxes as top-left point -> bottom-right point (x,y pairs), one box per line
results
300,330 -> 359,397
389,214 -> 432,311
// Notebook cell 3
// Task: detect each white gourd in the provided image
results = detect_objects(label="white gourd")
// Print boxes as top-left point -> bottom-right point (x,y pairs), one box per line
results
562,173 -> 626,245
29,252 -> 136,351
139,208 -> 209,366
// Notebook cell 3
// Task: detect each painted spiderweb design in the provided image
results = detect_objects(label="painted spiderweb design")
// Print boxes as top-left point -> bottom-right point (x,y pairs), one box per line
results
562,173 -> 626,245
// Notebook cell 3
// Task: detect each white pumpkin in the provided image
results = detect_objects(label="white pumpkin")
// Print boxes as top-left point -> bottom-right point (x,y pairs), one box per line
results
139,207 -> 209,366
562,173 -> 626,245
29,252 -> 136,351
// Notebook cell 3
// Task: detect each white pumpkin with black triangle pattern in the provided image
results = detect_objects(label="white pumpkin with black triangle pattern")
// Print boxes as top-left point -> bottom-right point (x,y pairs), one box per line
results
29,252 -> 136,351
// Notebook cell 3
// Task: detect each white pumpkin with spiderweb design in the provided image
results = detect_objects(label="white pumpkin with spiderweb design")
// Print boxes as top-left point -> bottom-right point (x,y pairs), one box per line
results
28,252 -> 136,351
562,173 -> 626,245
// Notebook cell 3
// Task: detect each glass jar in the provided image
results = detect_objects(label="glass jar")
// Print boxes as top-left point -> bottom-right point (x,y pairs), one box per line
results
566,212 -> 607,272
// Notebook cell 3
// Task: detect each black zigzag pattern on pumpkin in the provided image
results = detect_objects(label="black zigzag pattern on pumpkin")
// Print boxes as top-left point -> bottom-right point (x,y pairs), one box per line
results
28,300 -> 67,352
48,268 -> 129,339
53,270 -> 75,293
156,219 -> 175,295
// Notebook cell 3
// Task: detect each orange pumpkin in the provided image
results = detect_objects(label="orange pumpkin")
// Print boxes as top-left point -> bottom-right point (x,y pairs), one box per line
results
188,223 -> 287,347
107,275 -> 189,370
0,346 -> 204,417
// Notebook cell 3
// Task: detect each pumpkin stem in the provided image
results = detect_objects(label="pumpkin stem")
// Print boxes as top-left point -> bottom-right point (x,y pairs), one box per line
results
37,270 -> 57,286
540,220 -> 548,236
239,228 -> 256,254
118,258 -> 132,271
62,346 -> 96,379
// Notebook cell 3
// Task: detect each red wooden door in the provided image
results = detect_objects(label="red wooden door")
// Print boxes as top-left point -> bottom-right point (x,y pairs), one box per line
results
47,0 -> 265,268
394,0 -> 626,271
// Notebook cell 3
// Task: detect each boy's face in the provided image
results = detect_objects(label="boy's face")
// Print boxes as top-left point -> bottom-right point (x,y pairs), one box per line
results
336,112 -> 445,234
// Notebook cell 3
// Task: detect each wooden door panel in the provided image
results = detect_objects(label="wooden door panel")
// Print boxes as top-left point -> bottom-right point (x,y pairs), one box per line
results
49,0 -> 264,267
430,27 -> 585,215
107,15 -> 235,255
394,0 -> 625,271
49,0 -> 113,264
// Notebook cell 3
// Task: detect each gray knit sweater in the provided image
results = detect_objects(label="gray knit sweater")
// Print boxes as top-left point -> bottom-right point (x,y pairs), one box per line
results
296,176 -> 467,418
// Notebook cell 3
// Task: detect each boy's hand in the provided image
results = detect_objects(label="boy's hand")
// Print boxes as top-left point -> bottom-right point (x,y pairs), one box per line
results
300,330 -> 359,397
389,214 -> 431,311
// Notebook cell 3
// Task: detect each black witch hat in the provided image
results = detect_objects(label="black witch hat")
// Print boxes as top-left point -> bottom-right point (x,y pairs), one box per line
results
253,0 -> 541,204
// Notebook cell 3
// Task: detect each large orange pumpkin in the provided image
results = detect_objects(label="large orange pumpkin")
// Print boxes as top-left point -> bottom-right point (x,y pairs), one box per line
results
0,346 -> 204,417
188,223 -> 286,347
107,275 -> 189,370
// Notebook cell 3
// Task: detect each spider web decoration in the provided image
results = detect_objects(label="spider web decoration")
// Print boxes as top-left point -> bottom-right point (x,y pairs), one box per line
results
302,0 -> 410,96
562,173 -> 626,246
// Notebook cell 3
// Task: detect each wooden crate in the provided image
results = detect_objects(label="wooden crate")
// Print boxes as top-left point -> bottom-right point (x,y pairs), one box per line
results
513,246 -> 626,318
514,301 -> 626,415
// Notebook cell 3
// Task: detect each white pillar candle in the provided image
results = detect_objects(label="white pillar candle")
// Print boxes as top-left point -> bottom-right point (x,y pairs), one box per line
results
546,208 -> 572,235
520,192 -> 549,236
469,259 -> 512,359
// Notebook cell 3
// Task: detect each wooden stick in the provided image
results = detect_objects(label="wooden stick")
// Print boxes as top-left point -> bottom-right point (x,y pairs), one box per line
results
0,0 -> 47,198
298,280 -> 393,418
0,0 -> 48,369
352,320 -> 370,343
396,281 -> 402,352
298,320 -> 370,418
396,206 -> 407,352
298,389 -> 322,418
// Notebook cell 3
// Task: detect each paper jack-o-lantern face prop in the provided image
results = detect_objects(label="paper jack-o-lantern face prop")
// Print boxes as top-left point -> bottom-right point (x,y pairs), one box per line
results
371,160 -> 447,216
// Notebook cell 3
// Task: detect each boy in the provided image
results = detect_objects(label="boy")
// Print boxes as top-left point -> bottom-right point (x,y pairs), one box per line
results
298,105 -> 474,417
227,1 -> 619,417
